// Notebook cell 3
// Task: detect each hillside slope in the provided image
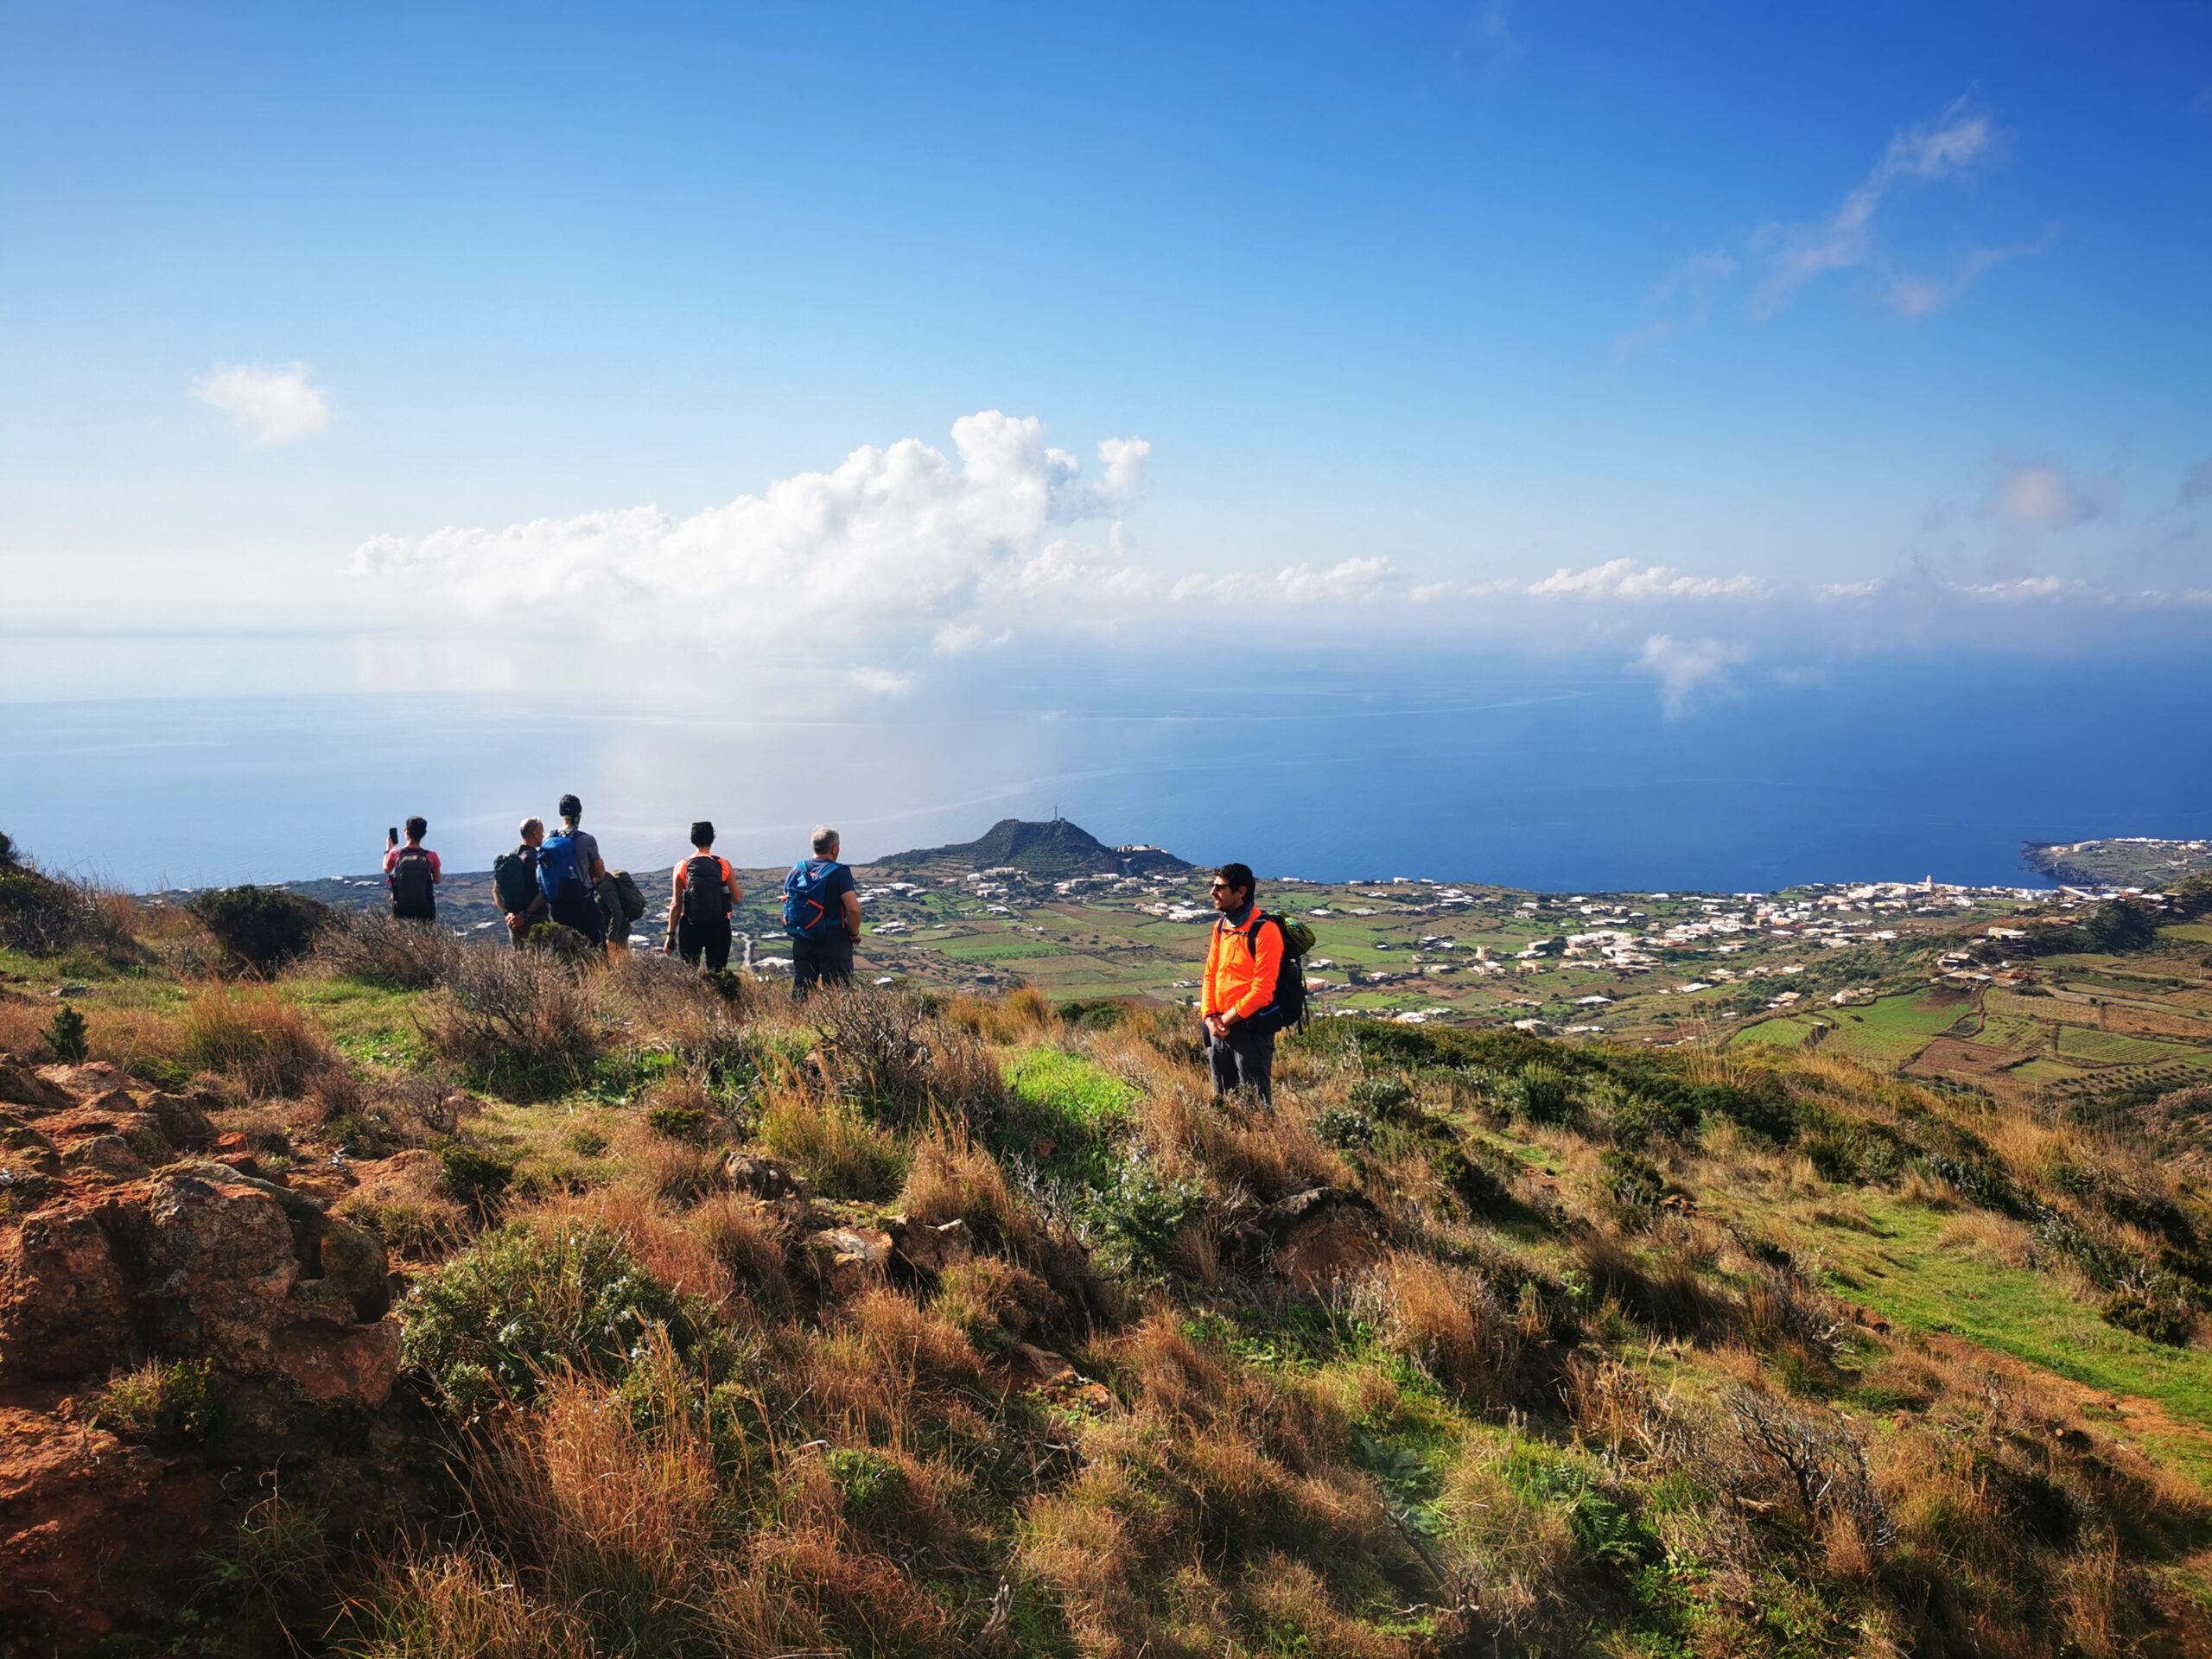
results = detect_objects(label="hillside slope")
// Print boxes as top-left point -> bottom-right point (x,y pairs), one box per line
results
7,849 -> 2212,1656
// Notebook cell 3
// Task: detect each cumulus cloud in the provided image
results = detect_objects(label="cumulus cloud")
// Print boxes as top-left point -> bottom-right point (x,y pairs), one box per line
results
191,361 -> 331,444
1984,462 -> 2104,530
357,411 -> 1152,643
1278,556 -> 1395,603
1635,635 -> 1747,717
1529,559 -> 1767,601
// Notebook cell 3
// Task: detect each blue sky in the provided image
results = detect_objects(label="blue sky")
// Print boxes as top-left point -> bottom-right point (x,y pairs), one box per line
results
3,1 -> 2209,710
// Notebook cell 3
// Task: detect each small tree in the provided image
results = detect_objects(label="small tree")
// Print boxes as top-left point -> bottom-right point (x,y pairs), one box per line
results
43,1004 -> 89,1064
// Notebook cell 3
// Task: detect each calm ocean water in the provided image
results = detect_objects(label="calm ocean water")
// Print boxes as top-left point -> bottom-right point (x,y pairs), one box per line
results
5,648 -> 2209,893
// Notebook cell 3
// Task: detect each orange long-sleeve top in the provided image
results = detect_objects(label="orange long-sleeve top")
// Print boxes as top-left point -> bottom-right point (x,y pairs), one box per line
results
1202,911 -> 1284,1021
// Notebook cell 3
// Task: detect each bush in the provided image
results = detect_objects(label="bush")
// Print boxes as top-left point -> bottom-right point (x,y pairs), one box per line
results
1599,1148 -> 1668,1219
41,1003 -> 88,1064
1346,1075 -> 1415,1119
1057,998 -> 1130,1032
1313,1103 -> 1377,1150
1093,1157 -> 1209,1276
2101,1288 -> 2193,1346
315,912 -> 461,990
1512,1062 -> 1582,1128
92,1358 -> 226,1443
429,949 -> 605,1100
438,1143 -> 516,1212
810,986 -> 1004,1129
187,885 -> 331,975
0,836 -> 136,958
399,1223 -> 694,1413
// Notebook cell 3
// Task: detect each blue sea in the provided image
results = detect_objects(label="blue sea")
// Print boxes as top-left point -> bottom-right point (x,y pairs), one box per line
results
4,645 -> 2209,893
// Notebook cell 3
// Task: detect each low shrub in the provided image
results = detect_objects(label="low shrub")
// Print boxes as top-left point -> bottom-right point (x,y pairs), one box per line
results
1512,1061 -> 1582,1128
429,948 -> 605,1100
400,1223 -> 694,1413
315,912 -> 461,989
1093,1156 -> 1209,1276
811,986 -> 1004,1129
93,1358 -> 227,1443
437,1143 -> 516,1213
0,836 -> 137,958
187,885 -> 331,975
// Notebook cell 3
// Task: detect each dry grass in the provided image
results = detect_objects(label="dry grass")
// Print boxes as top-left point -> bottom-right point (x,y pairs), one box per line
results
1139,1084 -> 1350,1203
943,982 -> 1056,1044
334,1148 -> 470,1260
757,1084 -> 907,1199
175,984 -> 336,1097
1357,1251 -> 1520,1403
895,1123 -> 1042,1260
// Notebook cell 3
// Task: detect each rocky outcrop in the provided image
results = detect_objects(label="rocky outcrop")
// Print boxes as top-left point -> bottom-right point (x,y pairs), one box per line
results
0,1062 -> 397,1409
1224,1186 -> 1389,1294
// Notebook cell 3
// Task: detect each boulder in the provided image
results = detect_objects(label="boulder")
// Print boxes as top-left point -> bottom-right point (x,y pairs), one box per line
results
1233,1186 -> 1389,1294
807,1224 -> 893,1299
0,1201 -> 135,1377
887,1214 -> 977,1275
0,1060 -> 73,1114
726,1151 -> 813,1201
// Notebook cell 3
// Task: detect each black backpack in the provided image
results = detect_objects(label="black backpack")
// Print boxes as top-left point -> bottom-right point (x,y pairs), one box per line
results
1234,912 -> 1313,1034
681,854 -> 728,925
493,849 -> 537,914
390,846 -> 436,918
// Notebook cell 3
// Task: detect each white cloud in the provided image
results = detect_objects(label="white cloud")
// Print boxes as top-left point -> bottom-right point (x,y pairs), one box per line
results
1751,103 -> 1994,318
1955,575 -> 2075,602
1529,559 -> 1767,601
1985,462 -> 2104,530
191,361 -> 331,444
1888,226 -> 2057,317
931,621 -> 1008,656
1635,635 -> 1747,717
1277,556 -> 1395,603
847,666 -> 916,696
357,411 -> 1152,642
1408,581 -> 1457,605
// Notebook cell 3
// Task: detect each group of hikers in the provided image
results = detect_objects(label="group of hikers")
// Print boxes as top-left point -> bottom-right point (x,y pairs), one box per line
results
382,797 -> 862,998
386,809 -> 1306,1101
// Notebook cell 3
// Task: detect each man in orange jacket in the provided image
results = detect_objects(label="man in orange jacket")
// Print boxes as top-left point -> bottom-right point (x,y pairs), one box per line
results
1201,861 -> 1283,1105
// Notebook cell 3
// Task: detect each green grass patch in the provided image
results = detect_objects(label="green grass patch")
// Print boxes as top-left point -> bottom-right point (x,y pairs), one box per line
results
932,933 -> 1065,963
1800,1193 -> 2212,1489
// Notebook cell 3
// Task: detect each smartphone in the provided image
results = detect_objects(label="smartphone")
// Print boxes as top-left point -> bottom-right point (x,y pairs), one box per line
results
388,826 -> 399,845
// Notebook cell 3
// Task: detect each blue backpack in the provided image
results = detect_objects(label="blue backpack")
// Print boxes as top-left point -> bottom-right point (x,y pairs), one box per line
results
782,859 -> 847,941
537,833 -> 585,903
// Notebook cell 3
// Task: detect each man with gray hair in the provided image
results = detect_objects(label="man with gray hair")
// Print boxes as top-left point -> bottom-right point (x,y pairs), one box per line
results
781,824 -> 861,997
